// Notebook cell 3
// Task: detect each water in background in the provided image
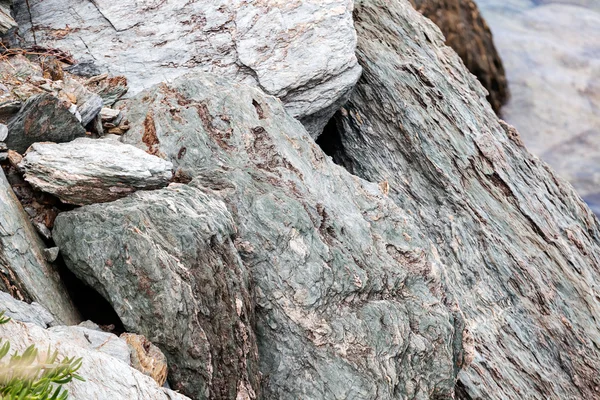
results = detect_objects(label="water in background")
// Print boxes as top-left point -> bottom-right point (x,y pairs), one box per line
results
474,0 -> 600,214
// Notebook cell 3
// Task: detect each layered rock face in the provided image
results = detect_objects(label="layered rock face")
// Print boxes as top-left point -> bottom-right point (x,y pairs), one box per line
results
11,0 -> 361,136
54,73 -> 469,399
0,168 -> 79,325
409,0 -> 508,113
20,138 -> 174,205
321,0 -> 600,398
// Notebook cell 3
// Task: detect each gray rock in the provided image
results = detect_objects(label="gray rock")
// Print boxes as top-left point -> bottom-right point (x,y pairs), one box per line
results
58,72 -> 465,400
0,290 -> 55,328
0,0 -> 16,34
0,169 -> 79,325
6,93 -> 86,153
0,123 -> 7,141
0,319 -> 191,400
63,60 -> 104,78
54,183 -> 261,399
11,0 -> 361,136
326,0 -> 600,398
19,138 -> 174,205
43,247 -> 60,262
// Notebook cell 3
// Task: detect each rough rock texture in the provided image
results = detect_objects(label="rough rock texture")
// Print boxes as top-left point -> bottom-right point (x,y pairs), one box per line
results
55,72 -> 471,400
319,0 -> 600,398
0,169 -> 79,325
474,0 -> 600,214
122,333 -> 169,386
409,0 -> 508,113
19,138 -> 174,205
12,0 -> 361,136
0,319 -> 191,400
54,184 -> 261,399
6,93 -> 86,153
0,290 -> 55,328
0,0 -> 15,34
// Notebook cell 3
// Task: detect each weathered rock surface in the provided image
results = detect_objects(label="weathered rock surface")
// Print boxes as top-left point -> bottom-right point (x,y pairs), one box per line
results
0,318 -> 191,400
0,55 -> 105,152
474,0 -> 600,214
0,169 -> 79,325
12,0 -> 361,136
6,93 -> 85,153
319,0 -> 600,398
0,290 -> 55,328
409,0 -> 508,113
55,72 -> 470,399
0,0 -> 15,34
19,138 -> 173,205
54,183 -> 261,399
121,332 -> 168,386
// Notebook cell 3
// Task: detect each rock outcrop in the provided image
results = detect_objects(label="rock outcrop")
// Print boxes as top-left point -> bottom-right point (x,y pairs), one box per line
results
0,168 -> 79,325
19,138 -> 174,205
322,0 -> 600,398
54,72 -> 468,400
11,0 -> 361,136
54,183 -> 261,399
0,318 -> 191,400
409,0 -> 508,113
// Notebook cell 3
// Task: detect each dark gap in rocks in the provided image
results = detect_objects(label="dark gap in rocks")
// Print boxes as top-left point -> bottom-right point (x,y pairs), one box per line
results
55,254 -> 125,334
315,111 -> 358,175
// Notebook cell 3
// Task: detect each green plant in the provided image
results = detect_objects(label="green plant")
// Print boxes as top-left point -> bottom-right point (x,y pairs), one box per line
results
0,312 -> 84,400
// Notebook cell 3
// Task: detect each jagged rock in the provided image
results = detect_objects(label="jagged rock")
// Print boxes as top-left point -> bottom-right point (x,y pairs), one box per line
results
0,318 -> 191,400
409,0 -> 508,113
43,247 -> 59,262
56,72 -> 467,400
6,93 -> 86,153
19,138 -> 174,205
121,333 -> 168,386
0,169 -> 79,325
11,0 -> 361,136
0,290 -> 55,328
54,183 -> 261,399
0,0 -> 16,34
319,0 -> 600,398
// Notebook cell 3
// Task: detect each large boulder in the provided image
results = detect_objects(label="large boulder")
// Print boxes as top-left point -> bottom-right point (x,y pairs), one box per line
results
11,0 -> 361,136
54,183 -> 261,399
0,169 -> 79,325
409,0 -> 508,113
55,72 -> 468,399
19,138 -> 174,205
0,318 -> 191,400
322,0 -> 600,398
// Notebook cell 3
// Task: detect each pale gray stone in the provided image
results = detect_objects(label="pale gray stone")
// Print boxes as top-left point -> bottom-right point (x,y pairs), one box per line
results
0,319 -> 191,400
0,169 -> 79,325
57,72 -> 464,400
11,0 -> 361,136
19,138 -> 174,205
0,123 -> 7,141
0,290 -> 55,328
43,247 -> 60,262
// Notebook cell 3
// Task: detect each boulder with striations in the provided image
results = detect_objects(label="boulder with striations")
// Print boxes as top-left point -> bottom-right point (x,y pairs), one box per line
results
55,72 -> 469,399
19,137 -> 174,205
323,0 -> 600,398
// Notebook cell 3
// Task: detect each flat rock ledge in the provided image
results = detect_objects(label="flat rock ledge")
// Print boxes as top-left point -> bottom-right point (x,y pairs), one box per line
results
19,137 -> 173,205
